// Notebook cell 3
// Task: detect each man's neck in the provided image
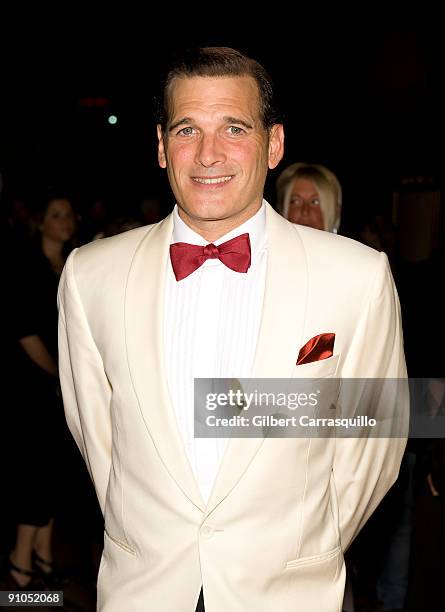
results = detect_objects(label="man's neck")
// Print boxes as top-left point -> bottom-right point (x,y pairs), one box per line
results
177,202 -> 263,243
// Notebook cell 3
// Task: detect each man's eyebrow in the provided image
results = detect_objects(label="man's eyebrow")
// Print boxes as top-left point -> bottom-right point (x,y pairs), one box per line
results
223,116 -> 253,130
168,117 -> 193,132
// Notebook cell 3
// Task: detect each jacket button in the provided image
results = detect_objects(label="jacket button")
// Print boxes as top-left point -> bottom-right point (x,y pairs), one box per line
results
201,525 -> 214,538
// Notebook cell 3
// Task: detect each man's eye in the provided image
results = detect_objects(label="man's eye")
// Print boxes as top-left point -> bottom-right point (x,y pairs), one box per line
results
227,126 -> 244,135
177,127 -> 195,136
311,198 -> 320,206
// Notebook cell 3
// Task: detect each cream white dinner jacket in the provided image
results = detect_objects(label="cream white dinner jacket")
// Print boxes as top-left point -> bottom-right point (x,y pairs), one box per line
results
57,203 -> 407,612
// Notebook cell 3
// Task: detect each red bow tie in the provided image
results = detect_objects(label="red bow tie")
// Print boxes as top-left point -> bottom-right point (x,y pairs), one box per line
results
170,233 -> 251,281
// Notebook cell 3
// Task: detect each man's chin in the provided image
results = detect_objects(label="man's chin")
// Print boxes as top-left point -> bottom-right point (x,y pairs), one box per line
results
178,200 -> 235,223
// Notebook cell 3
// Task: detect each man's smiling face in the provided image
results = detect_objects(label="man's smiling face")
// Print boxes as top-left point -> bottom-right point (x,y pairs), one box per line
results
157,75 -> 283,236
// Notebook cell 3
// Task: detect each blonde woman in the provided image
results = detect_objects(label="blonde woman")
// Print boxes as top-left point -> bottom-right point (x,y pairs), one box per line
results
276,162 -> 342,233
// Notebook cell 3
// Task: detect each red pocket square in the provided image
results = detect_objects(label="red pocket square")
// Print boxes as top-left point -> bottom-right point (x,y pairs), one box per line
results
297,333 -> 335,365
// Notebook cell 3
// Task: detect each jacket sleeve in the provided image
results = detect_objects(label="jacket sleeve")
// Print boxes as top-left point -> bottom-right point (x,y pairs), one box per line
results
57,249 -> 112,516
332,252 -> 408,551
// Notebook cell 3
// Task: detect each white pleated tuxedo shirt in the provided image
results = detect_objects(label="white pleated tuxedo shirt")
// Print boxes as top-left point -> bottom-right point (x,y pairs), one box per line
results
164,201 -> 267,503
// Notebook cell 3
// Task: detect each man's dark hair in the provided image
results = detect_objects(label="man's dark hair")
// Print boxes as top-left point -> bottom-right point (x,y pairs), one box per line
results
157,47 -> 280,131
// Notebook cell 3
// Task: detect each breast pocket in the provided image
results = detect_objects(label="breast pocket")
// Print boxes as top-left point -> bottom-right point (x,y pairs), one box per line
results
291,353 -> 340,379
288,355 -> 341,424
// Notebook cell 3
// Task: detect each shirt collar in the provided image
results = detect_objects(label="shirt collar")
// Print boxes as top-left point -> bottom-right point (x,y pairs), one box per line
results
171,200 -> 267,266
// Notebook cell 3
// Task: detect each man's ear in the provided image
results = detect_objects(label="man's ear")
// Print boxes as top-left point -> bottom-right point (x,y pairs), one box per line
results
157,124 -> 167,169
268,124 -> 285,170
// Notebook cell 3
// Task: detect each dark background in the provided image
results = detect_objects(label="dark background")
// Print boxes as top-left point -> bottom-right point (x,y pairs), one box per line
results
0,21 -> 443,609
1,25 -> 442,234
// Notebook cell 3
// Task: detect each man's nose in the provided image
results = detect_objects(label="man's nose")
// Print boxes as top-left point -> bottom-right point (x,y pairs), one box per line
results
195,134 -> 226,167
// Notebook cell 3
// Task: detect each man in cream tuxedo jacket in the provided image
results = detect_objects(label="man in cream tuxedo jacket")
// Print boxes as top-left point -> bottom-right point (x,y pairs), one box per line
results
58,48 -> 407,611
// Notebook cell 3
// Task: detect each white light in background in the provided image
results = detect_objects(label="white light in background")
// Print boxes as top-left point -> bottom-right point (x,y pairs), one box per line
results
108,115 -> 118,125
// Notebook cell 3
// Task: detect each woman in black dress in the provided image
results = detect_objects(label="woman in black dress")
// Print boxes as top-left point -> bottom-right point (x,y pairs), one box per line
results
5,193 -> 77,589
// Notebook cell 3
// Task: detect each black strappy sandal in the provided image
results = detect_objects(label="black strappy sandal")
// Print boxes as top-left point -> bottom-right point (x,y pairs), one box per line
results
6,558 -> 44,590
32,551 -> 69,588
